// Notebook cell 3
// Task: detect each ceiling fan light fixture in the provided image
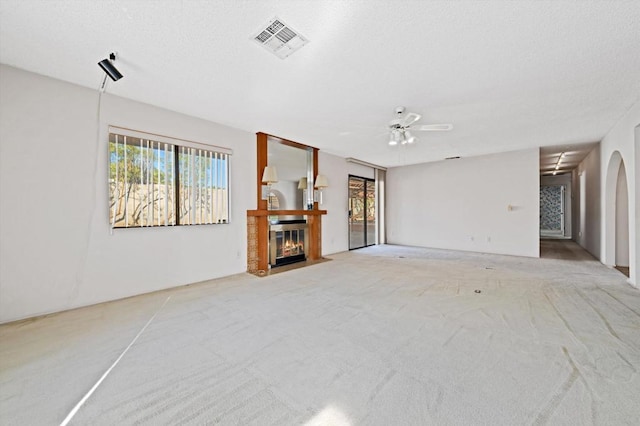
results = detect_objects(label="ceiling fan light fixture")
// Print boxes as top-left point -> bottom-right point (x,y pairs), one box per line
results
386,106 -> 452,147
405,131 -> 416,144
389,130 -> 403,145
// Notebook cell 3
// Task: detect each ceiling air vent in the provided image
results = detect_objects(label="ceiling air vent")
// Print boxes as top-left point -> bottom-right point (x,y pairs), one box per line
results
252,17 -> 308,59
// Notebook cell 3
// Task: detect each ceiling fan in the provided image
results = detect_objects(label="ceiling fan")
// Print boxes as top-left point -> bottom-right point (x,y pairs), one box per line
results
388,106 -> 452,146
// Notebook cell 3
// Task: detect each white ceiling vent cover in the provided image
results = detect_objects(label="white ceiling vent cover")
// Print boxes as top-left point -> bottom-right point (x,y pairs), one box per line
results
252,17 -> 309,59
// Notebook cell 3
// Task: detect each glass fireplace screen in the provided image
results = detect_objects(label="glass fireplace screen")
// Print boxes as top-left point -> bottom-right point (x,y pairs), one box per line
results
269,223 -> 309,267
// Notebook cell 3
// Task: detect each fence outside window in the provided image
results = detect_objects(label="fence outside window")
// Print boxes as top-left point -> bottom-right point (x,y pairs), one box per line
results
108,127 -> 231,228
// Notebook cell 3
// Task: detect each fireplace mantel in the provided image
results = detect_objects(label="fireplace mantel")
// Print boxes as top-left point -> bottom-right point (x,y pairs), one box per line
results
247,210 -> 327,275
247,133 -> 327,275
247,209 -> 327,216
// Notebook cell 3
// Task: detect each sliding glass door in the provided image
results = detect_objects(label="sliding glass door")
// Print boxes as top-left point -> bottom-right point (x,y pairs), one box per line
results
349,175 -> 376,249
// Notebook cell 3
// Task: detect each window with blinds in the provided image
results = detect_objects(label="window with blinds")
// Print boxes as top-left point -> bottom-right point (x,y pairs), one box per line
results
178,147 -> 229,225
109,128 -> 231,228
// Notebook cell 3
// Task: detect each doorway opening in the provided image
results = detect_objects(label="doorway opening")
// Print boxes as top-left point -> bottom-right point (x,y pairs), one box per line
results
349,175 -> 376,249
540,184 -> 566,238
604,151 -> 630,279
615,161 -> 630,277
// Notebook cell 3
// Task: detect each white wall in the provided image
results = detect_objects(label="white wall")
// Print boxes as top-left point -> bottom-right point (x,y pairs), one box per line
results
0,65 -> 255,322
348,162 -> 375,180
318,153 -> 376,255
573,145 -> 601,257
637,125 -> 640,277
386,148 -> 540,258
319,152 -> 349,255
540,174 -> 572,238
599,99 -> 639,285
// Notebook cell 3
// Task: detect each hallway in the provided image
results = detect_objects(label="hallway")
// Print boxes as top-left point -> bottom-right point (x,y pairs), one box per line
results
540,239 -> 597,261
541,239 -> 632,279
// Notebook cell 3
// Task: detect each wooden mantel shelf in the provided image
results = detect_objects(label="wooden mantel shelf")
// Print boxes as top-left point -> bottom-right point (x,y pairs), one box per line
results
247,209 -> 327,216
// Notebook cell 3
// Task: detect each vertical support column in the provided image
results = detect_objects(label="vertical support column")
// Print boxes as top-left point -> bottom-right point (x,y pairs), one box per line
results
316,215 -> 322,259
312,147 -> 319,210
257,132 -> 268,211
375,168 -> 386,245
247,215 -> 258,273
247,213 -> 270,273
257,215 -> 269,272
307,214 -> 322,260
256,133 -> 269,273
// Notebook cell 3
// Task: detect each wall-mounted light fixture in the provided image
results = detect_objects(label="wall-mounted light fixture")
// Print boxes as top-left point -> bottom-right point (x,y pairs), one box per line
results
261,166 -> 278,207
98,52 -> 123,82
297,177 -> 308,210
297,177 -> 307,189
314,174 -> 329,204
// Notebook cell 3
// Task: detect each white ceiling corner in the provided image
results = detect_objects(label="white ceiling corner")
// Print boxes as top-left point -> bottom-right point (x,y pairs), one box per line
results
1,0 -> 639,168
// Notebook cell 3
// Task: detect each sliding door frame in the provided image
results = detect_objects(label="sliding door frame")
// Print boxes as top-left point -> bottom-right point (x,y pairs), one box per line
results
348,174 -> 376,250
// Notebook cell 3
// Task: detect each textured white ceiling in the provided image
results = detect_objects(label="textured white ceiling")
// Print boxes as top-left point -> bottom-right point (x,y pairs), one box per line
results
1,1 -> 639,168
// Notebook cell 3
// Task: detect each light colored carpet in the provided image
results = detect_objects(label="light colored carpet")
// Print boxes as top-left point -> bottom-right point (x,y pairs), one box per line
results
1,241 -> 639,425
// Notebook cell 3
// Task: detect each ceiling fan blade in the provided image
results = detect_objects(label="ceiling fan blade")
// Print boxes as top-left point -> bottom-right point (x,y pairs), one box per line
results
401,112 -> 421,127
411,124 -> 453,131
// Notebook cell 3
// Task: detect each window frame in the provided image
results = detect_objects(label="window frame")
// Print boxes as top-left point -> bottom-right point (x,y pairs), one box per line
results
108,126 -> 232,229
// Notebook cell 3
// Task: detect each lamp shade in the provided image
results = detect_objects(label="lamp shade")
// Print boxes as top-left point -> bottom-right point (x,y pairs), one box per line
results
297,177 -> 308,189
314,174 -> 329,188
261,166 -> 278,184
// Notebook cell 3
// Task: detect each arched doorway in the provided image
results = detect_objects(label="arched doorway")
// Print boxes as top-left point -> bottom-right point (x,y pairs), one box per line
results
604,151 -> 630,277
615,162 -> 630,275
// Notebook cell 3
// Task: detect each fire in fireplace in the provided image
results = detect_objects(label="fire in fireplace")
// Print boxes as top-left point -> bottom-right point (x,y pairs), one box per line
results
269,222 -> 308,267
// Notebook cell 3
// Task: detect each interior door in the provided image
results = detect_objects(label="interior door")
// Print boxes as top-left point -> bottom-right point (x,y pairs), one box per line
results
349,176 -> 376,249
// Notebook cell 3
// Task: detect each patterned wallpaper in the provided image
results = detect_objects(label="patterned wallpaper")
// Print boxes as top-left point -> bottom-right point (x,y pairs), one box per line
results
540,185 -> 563,231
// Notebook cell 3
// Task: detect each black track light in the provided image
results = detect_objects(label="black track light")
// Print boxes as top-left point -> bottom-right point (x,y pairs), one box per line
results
98,53 -> 123,81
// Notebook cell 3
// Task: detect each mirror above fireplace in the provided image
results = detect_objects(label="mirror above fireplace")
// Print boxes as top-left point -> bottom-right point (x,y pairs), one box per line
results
266,136 -> 314,211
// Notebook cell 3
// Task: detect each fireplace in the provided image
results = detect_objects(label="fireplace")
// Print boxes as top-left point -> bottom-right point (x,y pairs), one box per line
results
269,221 -> 308,267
